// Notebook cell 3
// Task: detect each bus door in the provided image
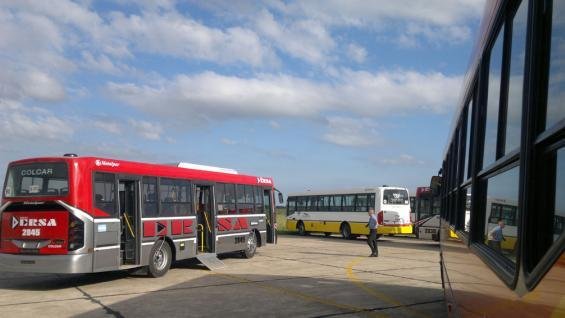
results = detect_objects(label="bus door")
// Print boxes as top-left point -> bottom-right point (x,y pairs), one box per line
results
264,189 -> 275,243
195,185 -> 215,253
119,178 -> 140,265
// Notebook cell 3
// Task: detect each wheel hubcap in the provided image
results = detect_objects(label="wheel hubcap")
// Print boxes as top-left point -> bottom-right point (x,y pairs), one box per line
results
154,248 -> 167,271
247,233 -> 256,254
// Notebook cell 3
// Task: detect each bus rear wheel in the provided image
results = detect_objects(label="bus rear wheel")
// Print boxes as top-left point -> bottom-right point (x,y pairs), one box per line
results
148,240 -> 172,278
297,222 -> 307,236
340,223 -> 351,239
243,231 -> 257,258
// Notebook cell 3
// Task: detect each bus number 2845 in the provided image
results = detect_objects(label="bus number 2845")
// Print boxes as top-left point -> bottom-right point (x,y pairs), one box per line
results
22,229 -> 41,236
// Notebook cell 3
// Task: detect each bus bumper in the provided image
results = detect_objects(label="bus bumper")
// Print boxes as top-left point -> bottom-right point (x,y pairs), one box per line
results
0,253 -> 93,274
378,224 -> 413,235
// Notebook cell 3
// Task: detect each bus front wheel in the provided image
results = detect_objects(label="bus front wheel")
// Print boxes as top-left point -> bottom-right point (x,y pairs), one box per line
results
243,231 -> 257,258
148,240 -> 172,278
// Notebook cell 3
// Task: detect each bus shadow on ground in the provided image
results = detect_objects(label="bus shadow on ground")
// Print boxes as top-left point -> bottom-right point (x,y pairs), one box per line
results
284,234 -> 440,251
0,270 -> 131,291
70,273 -> 447,318
0,252 -> 265,291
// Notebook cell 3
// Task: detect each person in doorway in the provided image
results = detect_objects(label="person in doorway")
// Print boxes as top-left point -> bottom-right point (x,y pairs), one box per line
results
366,208 -> 379,257
487,219 -> 506,253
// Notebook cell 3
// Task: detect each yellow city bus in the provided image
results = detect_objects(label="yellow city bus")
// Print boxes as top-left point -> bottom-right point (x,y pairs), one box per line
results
286,187 -> 412,239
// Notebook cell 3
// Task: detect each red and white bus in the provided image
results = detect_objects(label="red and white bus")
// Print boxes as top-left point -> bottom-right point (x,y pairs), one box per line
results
0,155 -> 280,277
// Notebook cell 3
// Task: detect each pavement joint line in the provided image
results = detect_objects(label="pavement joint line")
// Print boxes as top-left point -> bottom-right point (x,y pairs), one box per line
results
7,273 -> 344,304
312,299 -> 445,318
345,257 -> 431,318
261,254 -> 441,285
0,297 -> 89,307
215,272 -> 383,318
75,286 -> 125,318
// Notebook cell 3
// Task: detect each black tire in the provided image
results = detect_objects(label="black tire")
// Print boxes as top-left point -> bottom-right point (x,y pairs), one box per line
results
324,232 -> 332,237
148,240 -> 172,278
376,234 -> 382,240
297,222 -> 307,236
243,231 -> 257,258
340,223 -> 351,239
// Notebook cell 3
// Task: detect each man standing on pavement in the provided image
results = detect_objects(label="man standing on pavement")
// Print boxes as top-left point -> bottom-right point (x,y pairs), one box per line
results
366,208 -> 379,257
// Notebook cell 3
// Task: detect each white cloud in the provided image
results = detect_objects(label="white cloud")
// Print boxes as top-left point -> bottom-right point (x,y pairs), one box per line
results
108,10 -> 278,67
269,120 -> 281,129
380,154 -> 425,166
106,71 -> 334,121
106,69 -> 460,123
22,71 -> 66,102
0,100 -> 73,140
93,120 -> 122,135
255,10 -> 335,65
128,119 -> 163,140
81,52 -> 134,76
221,138 -> 239,145
195,0 -> 485,47
346,43 -> 367,63
323,116 -> 378,147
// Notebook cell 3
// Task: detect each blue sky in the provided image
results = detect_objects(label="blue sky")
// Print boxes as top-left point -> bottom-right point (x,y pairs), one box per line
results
0,0 -> 486,195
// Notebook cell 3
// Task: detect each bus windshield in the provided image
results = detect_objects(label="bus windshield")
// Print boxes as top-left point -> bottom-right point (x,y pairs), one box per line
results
383,189 -> 409,205
4,162 -> 69,197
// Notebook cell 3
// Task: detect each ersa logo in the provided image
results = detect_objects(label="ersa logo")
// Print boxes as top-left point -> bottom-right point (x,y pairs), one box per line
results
257,177 -> 272,185
95,159 -> 120,168
11,216 -> 57,229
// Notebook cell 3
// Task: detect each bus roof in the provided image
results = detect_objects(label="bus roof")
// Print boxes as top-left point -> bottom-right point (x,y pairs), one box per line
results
6,156 -> 273,187
288,186 -> 409,197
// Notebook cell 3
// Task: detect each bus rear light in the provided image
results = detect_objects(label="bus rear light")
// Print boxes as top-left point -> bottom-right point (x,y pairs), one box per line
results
377,211 -> 384,225
68,214 -> 84,251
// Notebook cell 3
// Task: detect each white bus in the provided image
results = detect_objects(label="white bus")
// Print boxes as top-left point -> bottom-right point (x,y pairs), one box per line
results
286,187 -> 412,239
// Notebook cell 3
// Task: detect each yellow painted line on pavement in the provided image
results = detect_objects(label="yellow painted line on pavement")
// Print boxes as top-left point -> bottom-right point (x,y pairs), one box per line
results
346,257 -> 430,318
216,272 -> 381,317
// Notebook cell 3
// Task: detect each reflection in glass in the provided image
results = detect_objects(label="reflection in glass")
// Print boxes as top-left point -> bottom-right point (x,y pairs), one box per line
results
465,102 -> 473,179
464,187 -> 471,233
484,27 -> 504,168
554,149 -> 565,242
484,166 -> 519,263
546,2 -> 565,129
505,2 -> 527,153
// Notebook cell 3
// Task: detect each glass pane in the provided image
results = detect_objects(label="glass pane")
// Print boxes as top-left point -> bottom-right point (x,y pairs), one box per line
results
505,2 -> 527,153
383,189 -> 409,205
484,26 -> 504,168
287,197 -> 296,213
554,148 -> 565,242
465,101 -> 473,179
484,166 -> 519,263
464,187 -> 471,233
225,184 -> 236,204
5,163 -> 69,197
244,185 -> 254,204
94,173 -> 115,216
236,185 -> 245,203
143,177 -> 157,217
546,2 -> 565,129
215,183 -> 225,203
330,195 -> 342,211
343,195 -> 355,211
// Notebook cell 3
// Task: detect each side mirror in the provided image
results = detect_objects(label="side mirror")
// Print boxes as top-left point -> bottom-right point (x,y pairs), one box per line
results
430,176 -> 442,196
278,192 -> 284,204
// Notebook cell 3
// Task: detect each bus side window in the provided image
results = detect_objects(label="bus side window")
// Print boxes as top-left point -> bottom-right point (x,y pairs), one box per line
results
142,177 -> 158,217
94,172 -> 117,217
